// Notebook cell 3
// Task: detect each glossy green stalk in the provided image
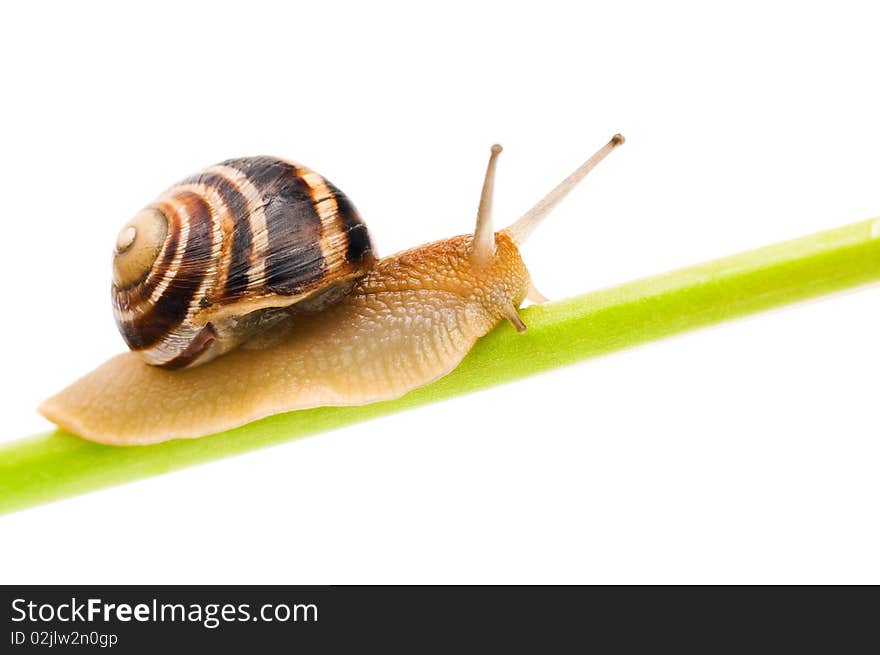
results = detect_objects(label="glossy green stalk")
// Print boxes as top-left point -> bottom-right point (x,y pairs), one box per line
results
2,218 -> 880,515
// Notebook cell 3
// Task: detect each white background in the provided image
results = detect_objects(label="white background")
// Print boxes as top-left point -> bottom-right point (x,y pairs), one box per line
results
1,1 -> 878,584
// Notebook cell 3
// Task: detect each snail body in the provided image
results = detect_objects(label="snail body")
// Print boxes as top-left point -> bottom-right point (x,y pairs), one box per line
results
39,135 -> 624,445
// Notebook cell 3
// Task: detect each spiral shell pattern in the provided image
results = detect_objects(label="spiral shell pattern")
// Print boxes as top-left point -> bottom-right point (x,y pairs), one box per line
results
111,156 -> 374,369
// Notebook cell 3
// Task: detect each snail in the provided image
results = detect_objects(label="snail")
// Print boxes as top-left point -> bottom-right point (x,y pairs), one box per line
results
39,134 -> 625,445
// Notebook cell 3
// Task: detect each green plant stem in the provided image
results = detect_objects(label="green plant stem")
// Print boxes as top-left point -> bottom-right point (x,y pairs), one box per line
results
3,218 -> 880,514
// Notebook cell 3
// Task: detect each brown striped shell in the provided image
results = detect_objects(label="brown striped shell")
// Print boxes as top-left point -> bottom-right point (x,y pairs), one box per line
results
111,156 -> 375,369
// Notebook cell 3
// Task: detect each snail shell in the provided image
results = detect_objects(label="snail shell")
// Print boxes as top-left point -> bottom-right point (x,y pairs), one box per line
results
112,156 -> 375,368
